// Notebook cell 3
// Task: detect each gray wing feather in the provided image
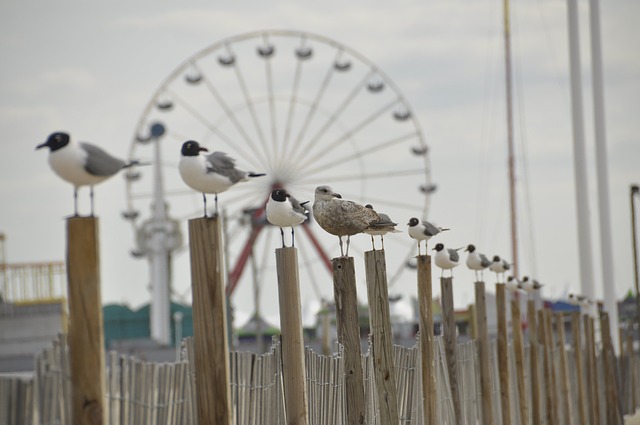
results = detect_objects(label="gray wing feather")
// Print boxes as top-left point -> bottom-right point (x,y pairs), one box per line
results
422,221 -> 441,237
290,197 -> 309,215
206,151 -> 246,182
448,248 -> 460,263
480,254 -> 491,268
80,142 -> 126,176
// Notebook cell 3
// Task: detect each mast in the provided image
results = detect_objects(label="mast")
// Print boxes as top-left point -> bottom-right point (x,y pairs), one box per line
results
503,0 -> 519,278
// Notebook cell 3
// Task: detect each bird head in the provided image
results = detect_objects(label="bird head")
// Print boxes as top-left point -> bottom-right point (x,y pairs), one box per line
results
314,185 -> 341,201
432,243 -> 444,252
271,189 -> 289,202
37,132 -> 70,152
407,217 -> 419,227
465,244 -> 475,253
181,140 -> 208,156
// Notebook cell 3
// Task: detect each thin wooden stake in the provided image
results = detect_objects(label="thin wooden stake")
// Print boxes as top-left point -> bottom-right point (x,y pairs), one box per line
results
571,312 -> 587,425
276,247 -> 309,425
496,284 -> 510,425
364,250 -> 400,425
554,312 -> 573,425
584,316 -> 599,425
527,300 -> 541,425
66,217 -> 105,425
188,217 -> 231,425
417,255 -> 436,425
332,257 -> 365,425
510,297 -> 528,425
440,276 -> 461,425
474,281 -> 494,425
600,312 -> 623,425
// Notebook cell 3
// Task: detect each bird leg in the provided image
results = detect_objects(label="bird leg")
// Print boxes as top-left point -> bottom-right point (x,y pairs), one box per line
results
417,241 -> 421,257
202,194 -> 208,217
214,194 -> 219,217
291,227 -> 295,247
345,235 -> 351,257
73,187 -> 79,217
381,236 -> 385,251
370,235 -> 376,251
280,228 -> 285,248
89,186 -> 95,217
338,236 -> 345,257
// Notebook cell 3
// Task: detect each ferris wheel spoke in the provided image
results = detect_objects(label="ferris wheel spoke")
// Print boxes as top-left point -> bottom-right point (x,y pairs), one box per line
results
262,34 -> 279,163
296,235 -> 325,300
298,167 -> 426,185
387,248 -> 415,287
286,49 -> 341,161
296,98 -> 400,170
280,41 -> 307,164
191,61 -> 270,168
299,130 -> 419,177
289,69 -> 374,165
228,45 -> 276,171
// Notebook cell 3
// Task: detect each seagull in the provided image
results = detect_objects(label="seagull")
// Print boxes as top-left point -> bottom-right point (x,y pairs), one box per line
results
433,243 -> 461,277
567,293 -> 581,306
266,188 -> 309,247
489,255 -> 510,282
312,185 -> 381,257
505,276 -> 521,293
464,244 -> 491,281
519,276 -> 543,296
407,217 -> 449,256
36,131 -> 140,216
363,204 -> 400,250
179,140 -> 265,217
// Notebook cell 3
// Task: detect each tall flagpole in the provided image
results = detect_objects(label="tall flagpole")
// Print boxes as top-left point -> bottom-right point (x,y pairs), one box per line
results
503,0 -> 519,278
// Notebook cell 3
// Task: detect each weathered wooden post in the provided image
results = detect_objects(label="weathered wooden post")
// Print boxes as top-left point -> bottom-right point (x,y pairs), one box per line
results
66,217 -> 106,425
584,315 -> 599,425
475,281 -> 494,425
364,250 -> 399,425
510,297 -> 528,425
417,255 -> 436,424
188,217 -> 231,425
495,283 -> 510,425
440,276 -> 461,425
527,299 -> 541,425
540,309 -> 559,425
276,247 -> 309,425
600,312 -> 623,425
571,311 -> 587,425
332,257 -> 365,425
554,312 -> 573,425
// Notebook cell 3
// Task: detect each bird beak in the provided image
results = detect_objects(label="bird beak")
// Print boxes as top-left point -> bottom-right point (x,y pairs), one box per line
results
199,147 -> 209,152
333,193 -> 342,199
36,142 -> 48,150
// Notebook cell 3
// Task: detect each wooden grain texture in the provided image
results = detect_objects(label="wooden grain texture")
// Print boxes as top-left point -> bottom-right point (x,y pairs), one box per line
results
554,312 -> 573,425
332,257 -> 365,425
66,217 -> 106,425
584,316 -> 599,425
510,298 -> 528,425
527,300 -> 541,425
364,250 -> 399,425
417,255 -> 436,425
188,218 -> 231,425
600,313 -> 623,425
540,309 -> 558,425
475,281 -> 494,425
276,247 -> 309,425
440,277 -> 461,425
495,284 -> 510,425
571,312 -> 587,425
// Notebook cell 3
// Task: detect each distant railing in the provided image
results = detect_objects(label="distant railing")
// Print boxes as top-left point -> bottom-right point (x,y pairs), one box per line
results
0,261 -> 66,304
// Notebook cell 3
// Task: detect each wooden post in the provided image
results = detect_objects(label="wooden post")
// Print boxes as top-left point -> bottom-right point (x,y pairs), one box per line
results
527,300 -> 541,425
66,217 -> 106,425
554,312 -> 573,425
364,250 -> 400,425
440,276 -> 461,425
584,316 -> 599,425
600,312 -> 623,425
276,248 -> 309,425
332,257 -> 365,425
475,281 -> 494,425
571,312 -> 587,425
627,332 -> 637,414
188,218 -> 231,425
495,284 -> 510,425
541,309 -> 559,425
510,298 -> 528,425
417,255 -> 436,425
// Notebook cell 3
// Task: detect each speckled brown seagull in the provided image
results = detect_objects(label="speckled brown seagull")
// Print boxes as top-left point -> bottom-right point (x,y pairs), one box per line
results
312,185 -> 382,257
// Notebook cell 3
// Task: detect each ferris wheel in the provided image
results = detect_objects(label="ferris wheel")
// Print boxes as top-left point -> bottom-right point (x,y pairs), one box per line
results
123,29 -> 435,318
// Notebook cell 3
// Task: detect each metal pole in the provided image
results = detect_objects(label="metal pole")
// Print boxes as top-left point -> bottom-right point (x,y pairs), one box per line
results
631,185 -> 640,331
588,0 -> 620,353
567,0 -> 597,311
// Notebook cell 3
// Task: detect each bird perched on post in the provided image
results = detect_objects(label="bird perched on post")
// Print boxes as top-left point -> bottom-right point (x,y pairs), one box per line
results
266,188 -> 309,248
489,255 -> 510,282
312,185 -> 382,257
179,140 -> 265,217
407,217 -> 449,256
36,131 -> 140,216
363,204 -> 400,250
433,243 -> 461,277
505,276 -> 521,293
465,244 -> 491,281
519,276 -> 543,296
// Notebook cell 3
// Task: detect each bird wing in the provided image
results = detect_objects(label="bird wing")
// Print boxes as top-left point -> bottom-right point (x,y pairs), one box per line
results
80,142 -> 126,176
422,220 -> 442,236
479,254 -> 491,268
290,197 -> 309,215
448,248 -> 460,263
338,200 -> 380,225
205,151 -> 245,182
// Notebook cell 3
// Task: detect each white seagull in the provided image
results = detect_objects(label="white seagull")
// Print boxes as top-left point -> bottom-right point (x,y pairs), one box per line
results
464,244 -> 491,281
36,131 -> 140,216
519,276 -> 543,296
179,140 -> 265,217
363,204 -> 401,250
489,255 -> 511,282
407,217 -> 449,256
433,243 -> 461,277
505,276 -> 521,293
266,188 -> 309,247
312,185 -> 381,257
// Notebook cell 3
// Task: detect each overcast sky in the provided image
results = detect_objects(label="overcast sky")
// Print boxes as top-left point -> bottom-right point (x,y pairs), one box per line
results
1,1 -> 638,327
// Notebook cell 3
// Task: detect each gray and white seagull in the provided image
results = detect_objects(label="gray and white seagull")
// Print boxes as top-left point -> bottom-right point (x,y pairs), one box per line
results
465,244 -> 491,281
363,204 -> 401,250
433,243 -> 462,277
266,188 -> 309,248
407,217 -> 449,256
36,131 -> 140,216
312,185 -> 382,257
179,140 -> 265,217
